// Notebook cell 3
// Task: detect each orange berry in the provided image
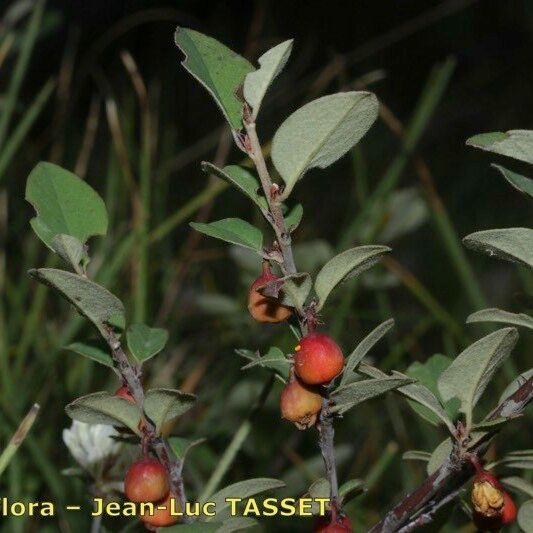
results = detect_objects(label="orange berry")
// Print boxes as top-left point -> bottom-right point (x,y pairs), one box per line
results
141,492 -> 180,528
248,263 -> 292,323
294,333 -> 344,385
280,378 -> 323,429
124,458 -> 169,503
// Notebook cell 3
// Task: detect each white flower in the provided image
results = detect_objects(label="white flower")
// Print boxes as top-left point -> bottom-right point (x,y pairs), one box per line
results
63,420 -> 121,473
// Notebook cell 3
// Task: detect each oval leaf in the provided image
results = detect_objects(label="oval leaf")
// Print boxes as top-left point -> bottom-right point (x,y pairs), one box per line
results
438,328 -> 519,427
51,234 -> 88,273
427,438 -> 452,475
467,130 -> 533,165
65,341 -> 114,368
272,92 -> 379,196
191,218 -> 263,251
257,272 -> 311,311
340,319 -> 395,386
144,389 -> 196,434
174,28 -> 253,132
29,268 -> 125,335
493,165 -> 533,198
463,228 -> 533,268
202,163 -> 267,211
315,245 -> 390,309
331,376 -> 414,415
65,392 -> 141,434
502,477 -> 533,499
467,308 -> 533,331
126,323 -> 169,364
244,39 -> 293,119
26,162 -> 108,250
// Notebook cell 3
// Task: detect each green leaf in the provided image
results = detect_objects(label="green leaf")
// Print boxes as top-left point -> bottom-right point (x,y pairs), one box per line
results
402,450 -> 431,462
339,479 -> 365,503
144,389 -> 196,434
438,328 -> 519,428
340,318 -> 395,386
257,272 -> 311,311
467,130 -> 533,165
29,268 -> 125,335
314,245 -> 390,309
472,417 -> 511,431
427,438 -> 452,475
244,39 -> 293,119
191,218 -> 263,251
308,477 -> 330,499
406,354 -> 458,424
284,203 -> 303,233
65,392 -> 141,434
518,499 -> 533,533
126,324 -> 169,364
174,28 -> 253,132
239,347 -> 290,381
26,162 -> 108,251
331,376 -> 413,414
202,163 -> 267,211
499,369 -> 533,405
51,234 -> 88,273
463,228 -> 533,268
467,308 -> 533,331
272,92 -> 379,197
358,363 -> 454,431
168,437 -> 205,462
493,165 -> 533,198
65,341 -> 113,368
502,477 -> 533,499
206,478 -> 285,519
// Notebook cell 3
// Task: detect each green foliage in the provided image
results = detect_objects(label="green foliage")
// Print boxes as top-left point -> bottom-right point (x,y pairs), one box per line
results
28,268 -> 125,335
518,500 -> 533,533
191,218 -> 263,252
25,162 -> 108,251
66,391 -> 142,434
494,165 -> 533,198
271,92 -> 379,197
340,318 -> 395,386
126,323 -> 169,364
438,328 -> 519,428
314,245 -> 391,309
467,308 -> 533,330
144,389 -> 196,434
244,39 -> 293,120
463,228 -> 533,268
174,27 -> 254,131
65,340 -> 114,368
467,130 -> 533,165
256,272 -> 311,311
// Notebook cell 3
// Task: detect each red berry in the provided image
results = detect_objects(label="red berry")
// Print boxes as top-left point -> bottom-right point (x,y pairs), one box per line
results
294,333 -> 344,385
115,386 -> 135,403
280,378 -> 323,429
141,492 -> 180,528
501,492 -> 517,525
124,458 -> 169,503
248,263 -> 292,323
314,514 -> 353,532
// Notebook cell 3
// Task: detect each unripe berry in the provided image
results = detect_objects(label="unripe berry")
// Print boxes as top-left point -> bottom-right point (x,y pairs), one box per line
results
115,385 -> 135,403
248,263 -> 292,323
313,514 -> 353,532
294,333 -> 344,385
280,378 -> 323,429
124,458 -> 169,503
141,492 -> 180,528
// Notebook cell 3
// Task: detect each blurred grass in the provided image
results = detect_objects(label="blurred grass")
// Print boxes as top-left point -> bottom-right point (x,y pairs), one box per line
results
1,1 -> 532,531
